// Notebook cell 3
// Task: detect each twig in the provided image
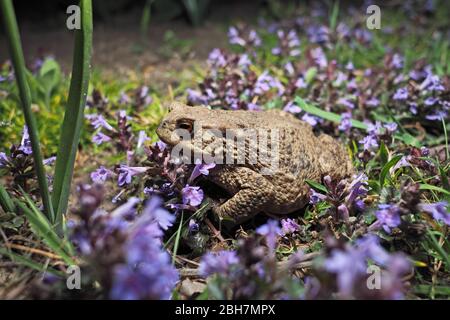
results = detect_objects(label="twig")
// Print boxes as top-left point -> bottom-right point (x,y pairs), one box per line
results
5,243 -> 61,260
205,218 -> 226,242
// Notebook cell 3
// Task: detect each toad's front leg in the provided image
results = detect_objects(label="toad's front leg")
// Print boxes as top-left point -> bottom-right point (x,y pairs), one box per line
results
208,166 -> 275,225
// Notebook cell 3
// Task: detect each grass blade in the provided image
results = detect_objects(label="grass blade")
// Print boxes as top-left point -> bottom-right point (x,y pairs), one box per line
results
294,97 -> 421,147
14,199 -> 75,265
172,211 -> 184,265
0,184 -> 15,213
52,0 -> 93,227
419,184 -> 450,196
379,154 -> 402,187
305,179 -> 328,193
0,0 -> 54,221
0,248 -> 64,277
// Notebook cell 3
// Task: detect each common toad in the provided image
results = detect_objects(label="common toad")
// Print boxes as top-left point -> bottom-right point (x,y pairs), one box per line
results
156,102 -> 354,224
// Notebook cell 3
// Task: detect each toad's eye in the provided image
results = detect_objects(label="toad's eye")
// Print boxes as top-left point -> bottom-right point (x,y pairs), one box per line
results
177,120 -> 193,132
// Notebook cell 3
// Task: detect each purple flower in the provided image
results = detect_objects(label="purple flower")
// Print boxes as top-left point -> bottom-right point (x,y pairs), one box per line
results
309,188 -> 326,204
324,234 -> 410,299
86,114 -> 115,131
418,202 -> 450,226
366,97 -> 380,107
189,162 -> 216,182
384,122 -> 398,134
393,87 -> 408,101
119,92 -> 131,104
420,74 -> 444,92
307,25 -> 329,43
334,71 -> 347,86
238,54 -> 251,69
356,235 -> 391,265
295,77 -> 307,89
43,156 -> 56,166
253,71 -> 284,96
301,113 -> 319,126
188,219 -> 199,233
324,246 -> 367,297
338,112 -> 352,131
310,47 -> 327,68
137,130 -> 150,149
284,62 -> 295,75
92,131 -> 112,145
391,54 -> 403,69
181,185 -> 204,206
111,232 -> 178,300
280,218 -> 300,236
140,197 -> 175,231
0,152 -> 9,167
283,101 -> 301,114
208,48 -> 227,68
372,204 -> 402,233
359,134 -> 379,151
426,110 -> 447,121
256,220 -> 281,250
337,97 -> 355,109
199,250 -> 239,276
424,96 -> 438,106
346,173 -> 368,210
18,126 -> 32,155
90,166 -> 113,184
187,88 -> 209,105
117,165 -> 148,186
228,27 -> 246,46
248,29 -> 261,46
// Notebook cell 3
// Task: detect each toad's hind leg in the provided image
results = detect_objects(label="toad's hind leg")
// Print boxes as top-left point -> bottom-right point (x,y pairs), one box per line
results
209,166 -> 275,225
317,134 -> 354,178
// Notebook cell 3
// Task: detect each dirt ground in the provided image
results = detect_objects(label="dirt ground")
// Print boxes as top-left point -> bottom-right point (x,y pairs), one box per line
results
0,3 -> 260,80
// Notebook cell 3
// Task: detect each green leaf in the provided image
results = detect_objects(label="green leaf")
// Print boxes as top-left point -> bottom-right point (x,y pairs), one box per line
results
414,284 -> 450,297
172,210 -> 184,265
379,155 -> 403,187
0,247 -> 65,277
52,0 -> 93,228
419,184 -> 450,196
0,0 -> 54,221
304,67 -> 317,83
426,230 -> 450,269
305,179 -> 328,193
0,184 -> 15,213
38,58 -> 61,108
294,97 -> 421,147
329,0 -> 339,30
15,198 -> 75,265
378,141 -> 389,166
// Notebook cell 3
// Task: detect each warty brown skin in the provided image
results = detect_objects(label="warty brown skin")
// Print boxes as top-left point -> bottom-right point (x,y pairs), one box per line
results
156,102 -> 354,225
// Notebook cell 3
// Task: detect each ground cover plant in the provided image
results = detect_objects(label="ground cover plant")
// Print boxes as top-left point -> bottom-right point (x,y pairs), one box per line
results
0,0 -> 449,300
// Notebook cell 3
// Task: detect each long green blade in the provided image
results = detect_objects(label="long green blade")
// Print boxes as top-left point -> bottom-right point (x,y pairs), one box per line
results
0,248 -> 65,277
14,199 -> 75,265
52,0 -> 93,227
0,184 -> 15,213
0,0 -> 54,221
294,97 -> 421,147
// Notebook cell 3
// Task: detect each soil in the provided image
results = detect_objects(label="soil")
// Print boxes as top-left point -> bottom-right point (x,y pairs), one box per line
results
0,2 -> 261,80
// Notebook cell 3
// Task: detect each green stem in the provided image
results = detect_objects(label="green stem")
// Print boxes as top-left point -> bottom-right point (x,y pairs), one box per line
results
52,0 -> 93,229
0,0 -> 54,221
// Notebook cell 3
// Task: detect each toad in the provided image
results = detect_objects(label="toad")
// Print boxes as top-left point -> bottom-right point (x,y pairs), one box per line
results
156,102 -> 354,225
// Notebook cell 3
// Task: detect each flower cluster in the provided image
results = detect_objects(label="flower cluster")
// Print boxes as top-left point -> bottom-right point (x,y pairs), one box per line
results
0,126 -> 55,193
309,173 -> 369,223
199,220 -> 302,299
69,184 -> 179,299
311,235 -> 411,299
